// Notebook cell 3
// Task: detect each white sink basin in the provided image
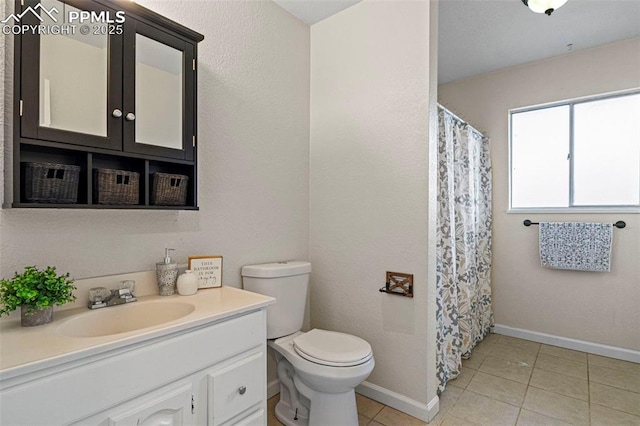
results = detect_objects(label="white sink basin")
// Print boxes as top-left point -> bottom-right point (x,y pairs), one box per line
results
58,301 -> 196,338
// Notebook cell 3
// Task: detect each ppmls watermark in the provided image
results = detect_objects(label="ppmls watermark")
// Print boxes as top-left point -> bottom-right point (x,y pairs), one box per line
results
2,3 -> 125,35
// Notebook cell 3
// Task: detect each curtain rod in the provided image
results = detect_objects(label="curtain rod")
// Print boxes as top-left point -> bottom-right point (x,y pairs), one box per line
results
437,104 -> 486,138
437,104 -> 467,124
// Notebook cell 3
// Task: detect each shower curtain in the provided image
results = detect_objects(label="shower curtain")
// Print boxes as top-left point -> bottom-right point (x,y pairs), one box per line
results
436,106 -> 493,392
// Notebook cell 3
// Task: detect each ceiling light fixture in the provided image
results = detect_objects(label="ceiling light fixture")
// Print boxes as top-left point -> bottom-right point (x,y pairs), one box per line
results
521,0 -> 568,16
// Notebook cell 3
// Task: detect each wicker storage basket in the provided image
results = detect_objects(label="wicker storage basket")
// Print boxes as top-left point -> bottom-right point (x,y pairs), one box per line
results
23,162 -> 80,204
93,168 -> 140,205
151,173 -> 189,206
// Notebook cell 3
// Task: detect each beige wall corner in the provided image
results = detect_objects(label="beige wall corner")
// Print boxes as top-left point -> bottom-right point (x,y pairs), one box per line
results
310,0 -> 432,411
439,37 -> 640,351
426,0 -> 440,420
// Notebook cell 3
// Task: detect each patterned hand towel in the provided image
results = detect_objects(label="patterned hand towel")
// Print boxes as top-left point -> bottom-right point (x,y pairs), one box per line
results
539,222 -> 613,272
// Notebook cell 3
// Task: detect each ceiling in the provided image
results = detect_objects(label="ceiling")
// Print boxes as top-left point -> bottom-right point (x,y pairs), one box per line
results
273,0 -> 640,84
272,0 -> 362,25
438,0 -> 640,84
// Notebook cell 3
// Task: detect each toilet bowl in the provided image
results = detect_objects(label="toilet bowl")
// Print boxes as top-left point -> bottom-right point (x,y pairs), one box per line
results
269,330 -> 375,426
241,261 -> 375,426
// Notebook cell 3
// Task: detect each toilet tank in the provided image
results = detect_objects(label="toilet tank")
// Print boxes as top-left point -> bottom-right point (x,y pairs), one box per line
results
242,261 -> 311,339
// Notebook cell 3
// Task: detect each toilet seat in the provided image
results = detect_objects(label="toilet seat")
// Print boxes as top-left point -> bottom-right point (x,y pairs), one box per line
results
293,329 -> 372,367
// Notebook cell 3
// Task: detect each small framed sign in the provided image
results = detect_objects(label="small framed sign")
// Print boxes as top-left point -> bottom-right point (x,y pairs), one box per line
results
188,255 -> 223,289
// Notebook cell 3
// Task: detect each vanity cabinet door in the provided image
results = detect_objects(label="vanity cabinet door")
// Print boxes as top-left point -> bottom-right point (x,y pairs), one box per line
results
122,19 -> 195,161
20,0 -> 123,150
102,381 -> 193,426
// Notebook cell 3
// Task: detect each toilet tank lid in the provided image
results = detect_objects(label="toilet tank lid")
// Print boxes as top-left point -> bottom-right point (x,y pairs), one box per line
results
241,261 -> 311,278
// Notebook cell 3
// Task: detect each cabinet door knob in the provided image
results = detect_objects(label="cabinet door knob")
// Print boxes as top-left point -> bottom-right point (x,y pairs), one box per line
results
112,109 -> 123,118
125,112 -> 136,121
238,386 -> 246,395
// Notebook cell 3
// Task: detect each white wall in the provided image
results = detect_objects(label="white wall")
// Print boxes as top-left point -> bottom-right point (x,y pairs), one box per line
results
439,37 -> 640,351
310,0 -> 434,409
1,0 -> 310,288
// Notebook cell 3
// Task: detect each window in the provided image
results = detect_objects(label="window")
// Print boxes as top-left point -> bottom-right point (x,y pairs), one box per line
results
510,91 -> 640,211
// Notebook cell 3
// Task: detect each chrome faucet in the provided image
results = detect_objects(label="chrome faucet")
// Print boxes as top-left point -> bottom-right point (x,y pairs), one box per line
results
88,281 -> 137,309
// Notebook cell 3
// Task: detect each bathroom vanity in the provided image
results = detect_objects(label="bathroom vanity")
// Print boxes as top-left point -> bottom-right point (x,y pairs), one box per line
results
0,288 -> 274,425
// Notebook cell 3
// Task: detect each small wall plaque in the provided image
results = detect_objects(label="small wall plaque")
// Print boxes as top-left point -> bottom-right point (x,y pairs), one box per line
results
188,255 -> 223,289
379,271 -> 413,298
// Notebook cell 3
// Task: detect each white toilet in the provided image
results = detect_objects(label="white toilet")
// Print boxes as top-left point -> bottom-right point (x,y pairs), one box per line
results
242,261 -> 375,426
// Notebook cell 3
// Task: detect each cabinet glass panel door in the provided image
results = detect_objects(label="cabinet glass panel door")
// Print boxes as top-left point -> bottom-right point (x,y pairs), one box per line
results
39,0 -> 107,136
135,34 -> 183,150
123,21 -> 194,161
21,0 -> 123,150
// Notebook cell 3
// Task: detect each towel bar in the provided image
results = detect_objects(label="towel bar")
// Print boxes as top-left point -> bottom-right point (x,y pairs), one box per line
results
523,219 -> 626,229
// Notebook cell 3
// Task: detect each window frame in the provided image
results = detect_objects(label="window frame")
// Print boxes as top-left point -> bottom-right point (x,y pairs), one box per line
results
508,89 -> 640,214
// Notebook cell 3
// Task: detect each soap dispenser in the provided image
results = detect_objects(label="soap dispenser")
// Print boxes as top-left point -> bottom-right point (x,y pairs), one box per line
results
156,248 -> 178,296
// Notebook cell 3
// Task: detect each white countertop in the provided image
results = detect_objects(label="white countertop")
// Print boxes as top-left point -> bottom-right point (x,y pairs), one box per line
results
0,287 -> 274,380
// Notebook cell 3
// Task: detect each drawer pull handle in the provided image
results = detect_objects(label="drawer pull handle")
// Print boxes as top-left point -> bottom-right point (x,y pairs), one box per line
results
238,386 -> 246,395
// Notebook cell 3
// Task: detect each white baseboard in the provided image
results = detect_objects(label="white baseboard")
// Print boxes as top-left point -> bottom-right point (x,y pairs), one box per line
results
426,395 -> 440,423
356,381 -> 435,423
493,324 -> 640,363
268,378 -> 436,422
267,379 -> 280,399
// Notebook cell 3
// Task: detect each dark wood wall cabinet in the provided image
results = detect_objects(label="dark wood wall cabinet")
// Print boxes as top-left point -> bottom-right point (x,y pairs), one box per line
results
13,0 -> 204,209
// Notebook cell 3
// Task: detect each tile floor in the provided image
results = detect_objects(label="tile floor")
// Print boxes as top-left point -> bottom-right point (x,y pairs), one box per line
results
267,333 -> 640,425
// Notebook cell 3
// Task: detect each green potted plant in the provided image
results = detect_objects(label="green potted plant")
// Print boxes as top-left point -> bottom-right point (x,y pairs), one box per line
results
0,266 -> 77,327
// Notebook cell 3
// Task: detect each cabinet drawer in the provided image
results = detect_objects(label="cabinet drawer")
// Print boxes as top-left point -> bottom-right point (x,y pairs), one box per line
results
232,409 -> 265,426
208,352 -> 265,426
